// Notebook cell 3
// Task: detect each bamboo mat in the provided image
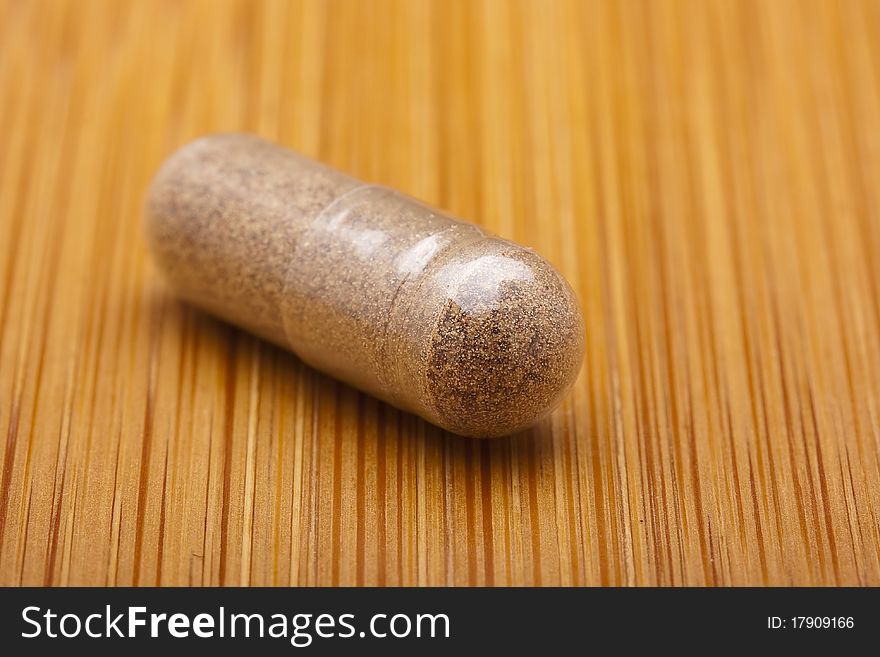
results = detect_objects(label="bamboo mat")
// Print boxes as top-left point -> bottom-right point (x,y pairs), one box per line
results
1,0 -> 879,587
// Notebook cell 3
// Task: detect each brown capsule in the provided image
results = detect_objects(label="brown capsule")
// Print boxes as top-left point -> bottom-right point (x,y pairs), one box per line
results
145,134 -> 584,437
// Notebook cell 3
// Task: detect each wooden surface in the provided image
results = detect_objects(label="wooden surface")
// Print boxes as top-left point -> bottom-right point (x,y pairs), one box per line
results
1,0 -> 879,587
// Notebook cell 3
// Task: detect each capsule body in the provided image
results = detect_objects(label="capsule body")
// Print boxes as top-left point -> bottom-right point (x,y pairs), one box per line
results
145,134 -> 584,437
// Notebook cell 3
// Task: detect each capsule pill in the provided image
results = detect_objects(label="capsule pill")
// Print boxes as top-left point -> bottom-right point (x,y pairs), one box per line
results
145,134 -> 585,437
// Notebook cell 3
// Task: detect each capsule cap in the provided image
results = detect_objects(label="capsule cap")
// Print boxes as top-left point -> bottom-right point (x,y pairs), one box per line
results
415,239 -> 585,437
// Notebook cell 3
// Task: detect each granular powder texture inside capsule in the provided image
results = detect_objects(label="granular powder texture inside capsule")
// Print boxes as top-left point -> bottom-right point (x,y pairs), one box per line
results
421,243 -> 584,437
146,134 -> 361,345
146,133 -> 585,437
